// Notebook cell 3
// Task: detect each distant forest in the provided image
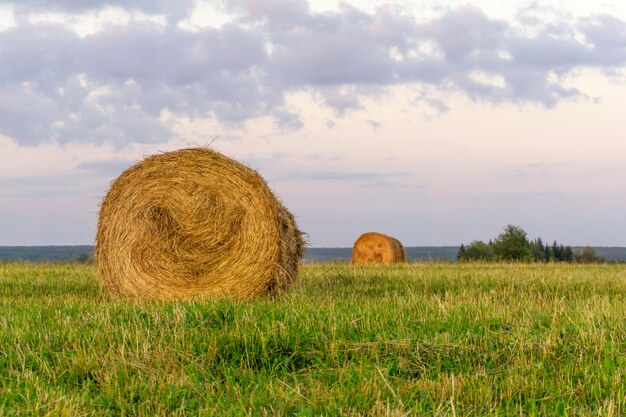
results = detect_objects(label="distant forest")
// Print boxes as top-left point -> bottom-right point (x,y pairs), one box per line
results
0,246 -> 460,263
458,225 -> 611,263
2,243 -> 626,263
0,246 -> 94,262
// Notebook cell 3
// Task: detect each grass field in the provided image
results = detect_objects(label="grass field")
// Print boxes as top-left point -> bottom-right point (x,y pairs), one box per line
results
1,262 -> 626,416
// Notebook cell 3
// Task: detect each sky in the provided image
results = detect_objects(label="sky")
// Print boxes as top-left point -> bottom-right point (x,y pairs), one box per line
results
0,0 -> 625,247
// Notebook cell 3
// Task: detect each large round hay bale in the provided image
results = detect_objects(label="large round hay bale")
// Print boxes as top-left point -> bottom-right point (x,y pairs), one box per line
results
351,232 -> 406,264
95,148 -> 304,301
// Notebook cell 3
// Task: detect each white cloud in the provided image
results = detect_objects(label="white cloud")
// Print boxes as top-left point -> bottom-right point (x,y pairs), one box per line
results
0,5 -> 16,31
469,71 -> 507,88
178,1 -> 235,31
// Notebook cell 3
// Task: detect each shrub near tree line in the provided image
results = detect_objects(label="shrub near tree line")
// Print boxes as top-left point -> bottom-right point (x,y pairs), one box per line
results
457,225 -> 605,263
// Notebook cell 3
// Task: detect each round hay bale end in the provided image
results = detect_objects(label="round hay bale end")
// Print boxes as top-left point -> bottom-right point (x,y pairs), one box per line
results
95,148 -> 304,301
351,232 -> 406,264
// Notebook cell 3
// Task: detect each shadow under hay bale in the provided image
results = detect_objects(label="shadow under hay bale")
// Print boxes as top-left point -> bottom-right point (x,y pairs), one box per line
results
351,232 -> 406,264
95,148 -> 304,301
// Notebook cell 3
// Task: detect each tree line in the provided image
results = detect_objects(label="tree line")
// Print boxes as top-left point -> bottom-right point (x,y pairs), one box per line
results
457,225 -> 605,263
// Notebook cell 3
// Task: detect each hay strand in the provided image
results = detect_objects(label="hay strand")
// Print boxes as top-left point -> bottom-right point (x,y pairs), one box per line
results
351,232 -> 406,264
95,148 -> 304,301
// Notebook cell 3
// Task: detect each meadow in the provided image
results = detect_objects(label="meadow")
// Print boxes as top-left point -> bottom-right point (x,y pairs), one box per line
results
1,261 -> 625,416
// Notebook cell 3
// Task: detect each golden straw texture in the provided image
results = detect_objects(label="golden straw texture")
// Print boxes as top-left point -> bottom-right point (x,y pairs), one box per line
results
351,232 -> 406,264
95,148 -> 304,301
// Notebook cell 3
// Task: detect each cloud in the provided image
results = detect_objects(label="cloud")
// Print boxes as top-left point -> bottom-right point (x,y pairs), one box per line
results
274,170 -> 408,183
272,169 -> 419,189
1,0 -> 195,21
413,91 -> 450,114
366,120 -> 381,130
76,159 -> 135,176
1,1 -> 626,146
0,172 -> 98,198
271,108 -> 304,131
503,162 -> 554,178
0,21 -> 273,145
226,0 -> 310,30
317,87 -> 364,115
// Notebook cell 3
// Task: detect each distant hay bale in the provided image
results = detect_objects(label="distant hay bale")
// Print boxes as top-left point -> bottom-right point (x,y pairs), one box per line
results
95,148 -> 304,301
351,232 -> 406,264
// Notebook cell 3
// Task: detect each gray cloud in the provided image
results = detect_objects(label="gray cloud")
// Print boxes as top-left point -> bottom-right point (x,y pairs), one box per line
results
1,0 -> 195,20
271,108 -> 303,131
0,171 -> 103,198
0,21 -> 274,144
413,91 -> 450,114
366,120 -> 381,130
317,86 -> 365,116
272,169 -> 418,189
418,5 -> 508,63
273,170 -> 408,182
502,162 -> 554,178
1,1 -> 626,146
76,159 -> 135,176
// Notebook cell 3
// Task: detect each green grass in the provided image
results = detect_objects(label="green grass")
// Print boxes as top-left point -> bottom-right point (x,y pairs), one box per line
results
1,262 -> 626,416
